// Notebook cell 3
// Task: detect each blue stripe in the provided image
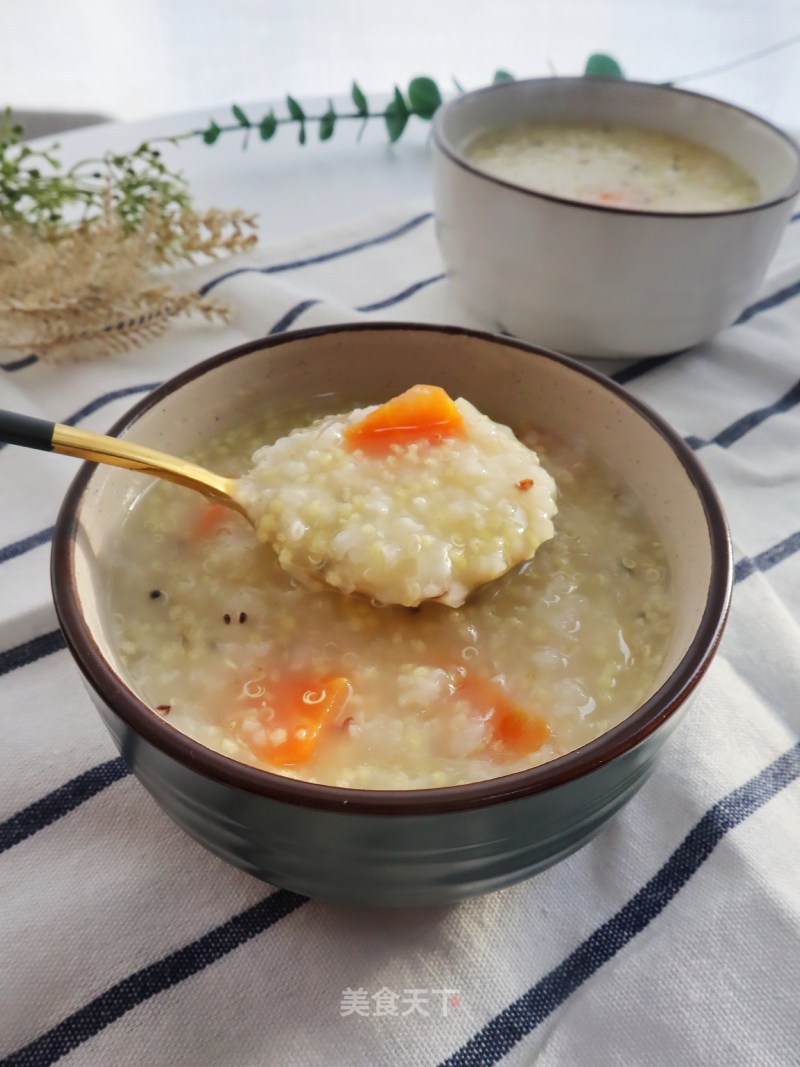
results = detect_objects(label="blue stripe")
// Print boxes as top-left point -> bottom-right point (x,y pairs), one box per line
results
264,274 -> 446,336
61,382 -> 161,428
268,299 -> 320,335
357,273 -> 445,312
438,741 -> 800,1067
0,383 -> 159,455
0,354 -> 39,372
735,276 -> 800,325
687,377 -> 800,451
0,889 -> 308,1067
0,525 -> 54,564
0,757 -> 128,854
0,629 -> 65,678
199,211 -> 434,296
611,350 -> 684,385
734,528 -> 800,583
612,272 -> 800,385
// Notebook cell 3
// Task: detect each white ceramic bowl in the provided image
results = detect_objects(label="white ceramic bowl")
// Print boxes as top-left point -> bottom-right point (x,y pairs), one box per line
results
432,78 -> 800,358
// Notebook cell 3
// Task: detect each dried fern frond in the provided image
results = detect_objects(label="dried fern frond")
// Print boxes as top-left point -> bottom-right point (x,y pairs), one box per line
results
0,195 -> 257,364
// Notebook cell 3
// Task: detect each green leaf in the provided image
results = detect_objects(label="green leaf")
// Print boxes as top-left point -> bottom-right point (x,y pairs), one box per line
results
407,76 -> 442,119
351,81 -> 369,116
393,86 -> 409,116
297,121 -> 307,146
493,69 -> 514,83
584,53 -> 624,79
287,95 -> 305,121
232,103 -> 250,127
384,108 -> 408,143
319,101 -> 336,141
202,121 -> 221,145
259,111 -> 278,140
384,87 -> 409,143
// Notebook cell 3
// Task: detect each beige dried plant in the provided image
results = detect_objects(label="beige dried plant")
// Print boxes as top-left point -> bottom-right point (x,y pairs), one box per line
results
0,197 -> 258,364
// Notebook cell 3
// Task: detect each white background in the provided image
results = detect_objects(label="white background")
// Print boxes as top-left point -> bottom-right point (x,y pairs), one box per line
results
1,0 -> 800,127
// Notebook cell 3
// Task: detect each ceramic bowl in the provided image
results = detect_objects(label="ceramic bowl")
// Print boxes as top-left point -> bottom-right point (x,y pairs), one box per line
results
432,78 -> 800,358
51,324 -> 731,906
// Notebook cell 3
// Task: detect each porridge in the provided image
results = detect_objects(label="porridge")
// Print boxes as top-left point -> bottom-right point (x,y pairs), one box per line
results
234,384 -> 557,608
464,120 -> 760,212
108,393 -> 673,790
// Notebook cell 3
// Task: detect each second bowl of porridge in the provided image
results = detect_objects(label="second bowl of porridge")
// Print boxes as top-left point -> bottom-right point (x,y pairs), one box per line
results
52,324 -> 731,905
433,78 -> 800,357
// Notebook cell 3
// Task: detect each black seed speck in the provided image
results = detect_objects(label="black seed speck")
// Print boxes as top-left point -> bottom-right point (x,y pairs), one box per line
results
223,613 -> 231,624
149,589 -> 163,600
239,612 -> 247,624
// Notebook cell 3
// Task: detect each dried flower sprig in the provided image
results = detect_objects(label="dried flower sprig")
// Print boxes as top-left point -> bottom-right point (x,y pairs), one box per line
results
0,197 -> 240,363
0,108 -> 258,362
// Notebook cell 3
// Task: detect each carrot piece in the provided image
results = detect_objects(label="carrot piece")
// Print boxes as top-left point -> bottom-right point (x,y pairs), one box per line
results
344,384 -> 464,452
245,674 -> 352,767
192,502 -> 233,542
593,190 -> 639,207
458,675 -> 549,758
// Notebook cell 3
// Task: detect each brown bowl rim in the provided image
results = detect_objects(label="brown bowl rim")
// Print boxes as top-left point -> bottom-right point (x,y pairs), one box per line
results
51,322 -> 732,815
432,76 -> 800,219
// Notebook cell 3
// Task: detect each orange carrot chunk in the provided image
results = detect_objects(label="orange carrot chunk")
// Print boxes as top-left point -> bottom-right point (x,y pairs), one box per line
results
458,675 -> 550,758
245,674 -> 352,767
344,384 -> 464,452
192,502 -> 234,543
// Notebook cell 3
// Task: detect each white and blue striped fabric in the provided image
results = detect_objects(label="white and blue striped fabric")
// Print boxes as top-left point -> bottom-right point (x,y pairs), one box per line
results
1,198 -> 799,1067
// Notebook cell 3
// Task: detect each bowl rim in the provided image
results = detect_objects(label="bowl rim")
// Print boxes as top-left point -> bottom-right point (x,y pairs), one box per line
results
51,322 -> 733,815
432,76 -> 800,219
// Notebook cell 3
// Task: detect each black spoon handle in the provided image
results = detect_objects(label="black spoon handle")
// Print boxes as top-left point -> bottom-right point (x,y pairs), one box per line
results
0,409 -> 56,451
0,407 -> 245,516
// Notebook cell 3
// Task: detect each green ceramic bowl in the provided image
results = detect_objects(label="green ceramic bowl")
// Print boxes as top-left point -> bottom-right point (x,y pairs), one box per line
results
52,324 -> 731,906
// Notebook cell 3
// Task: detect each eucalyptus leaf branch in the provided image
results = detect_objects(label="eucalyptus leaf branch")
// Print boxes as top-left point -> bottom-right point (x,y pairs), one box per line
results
1,60 -> 620,236
187,75 -> 448,149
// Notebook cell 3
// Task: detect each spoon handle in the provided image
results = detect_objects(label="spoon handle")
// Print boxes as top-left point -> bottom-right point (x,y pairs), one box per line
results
0,408 -> 242,513
0,409 -> 56,451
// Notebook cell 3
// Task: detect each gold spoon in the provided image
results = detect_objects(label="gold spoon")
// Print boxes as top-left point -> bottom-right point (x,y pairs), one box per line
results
0,408 -> 250,520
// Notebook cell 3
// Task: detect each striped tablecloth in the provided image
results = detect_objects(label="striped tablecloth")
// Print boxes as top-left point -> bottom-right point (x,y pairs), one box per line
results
2,198 -> 799,1067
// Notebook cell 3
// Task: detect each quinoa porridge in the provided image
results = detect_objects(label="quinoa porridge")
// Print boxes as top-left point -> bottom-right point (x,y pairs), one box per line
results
464,120 -> 760,212
108,393 -> 674,790
234,384 -> 557,608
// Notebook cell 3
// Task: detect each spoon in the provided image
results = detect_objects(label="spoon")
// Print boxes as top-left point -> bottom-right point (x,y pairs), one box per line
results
0,409 -> 250,520
1,402 -> 557,609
